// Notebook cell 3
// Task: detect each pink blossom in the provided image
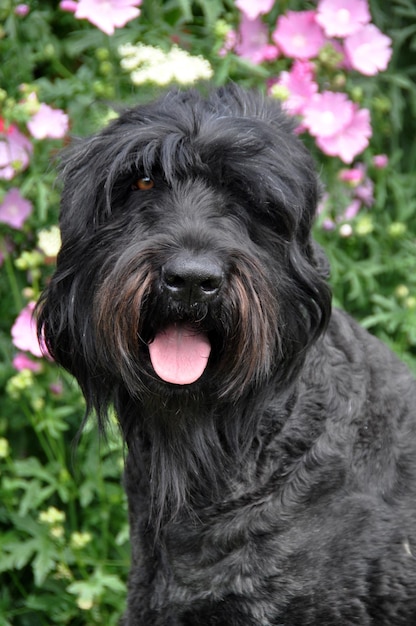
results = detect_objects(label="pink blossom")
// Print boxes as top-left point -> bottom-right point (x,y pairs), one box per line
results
276,60 -> 318,116
343,199 -> 361,220
272,11 -> 326,60
355,177 -> 374,207
235,0 -> 274,20
60,0 -> 78,10
0,123 -> 32,180
344,24 -> 392,75
11,302 -> 44,358
218,29 -> 237,57
373,154 -> 388,169
316,0 -> 370,38
0,188 -> 33,229
15,4 -> 30,16
302,91 -> 354,138
338,167 -> 364,184
27,104 -> 69,140
236,15 -> 278,65
340,165 -> 374,206
13,352 -> 42,373
64,0 -> 142,36
322,218 -> 336,231
316,105 -> 372,163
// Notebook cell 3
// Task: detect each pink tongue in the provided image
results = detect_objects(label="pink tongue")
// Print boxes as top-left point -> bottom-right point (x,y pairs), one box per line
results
148,324 -> 211,385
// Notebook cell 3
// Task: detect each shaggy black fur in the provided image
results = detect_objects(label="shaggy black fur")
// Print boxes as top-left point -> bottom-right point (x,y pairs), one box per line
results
37,85 -> 416,625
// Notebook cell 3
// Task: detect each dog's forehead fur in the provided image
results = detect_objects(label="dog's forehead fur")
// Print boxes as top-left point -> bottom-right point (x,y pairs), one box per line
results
59,85 -> 319,248
110,87 -> 315,191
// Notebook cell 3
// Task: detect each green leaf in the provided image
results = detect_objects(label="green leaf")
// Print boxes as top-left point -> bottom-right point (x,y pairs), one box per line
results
33,545 -> 57,587
0,539 -> 38,573
176,0 -> 193,21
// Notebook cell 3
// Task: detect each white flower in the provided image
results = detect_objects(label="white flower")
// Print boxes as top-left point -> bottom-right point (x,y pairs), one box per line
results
119,43 -> 213,86
37,225 -> 61,258
39,506 -> 66,525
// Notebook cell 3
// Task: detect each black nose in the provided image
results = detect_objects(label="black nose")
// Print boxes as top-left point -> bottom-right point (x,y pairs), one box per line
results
162,254 -> 224,304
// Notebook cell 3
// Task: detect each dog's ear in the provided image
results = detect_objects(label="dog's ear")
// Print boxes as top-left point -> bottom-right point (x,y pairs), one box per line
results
57,135 -> 111,242
36,258 -> 113,430
37,133 -> 118,425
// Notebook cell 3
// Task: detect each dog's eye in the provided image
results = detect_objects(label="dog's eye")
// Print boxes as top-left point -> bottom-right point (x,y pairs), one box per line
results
132,177 -> 155,191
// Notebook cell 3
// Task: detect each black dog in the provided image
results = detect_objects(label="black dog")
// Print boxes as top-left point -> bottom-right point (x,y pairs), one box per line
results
38,85 -> 416,625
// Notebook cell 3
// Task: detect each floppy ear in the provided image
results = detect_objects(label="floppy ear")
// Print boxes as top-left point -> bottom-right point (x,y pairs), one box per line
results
36,135 -> 115,426
36,261 -> 112,429
57,136 -> 110,241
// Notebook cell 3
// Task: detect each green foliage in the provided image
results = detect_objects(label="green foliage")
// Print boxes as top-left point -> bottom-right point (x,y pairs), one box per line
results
0,0 -> 415,623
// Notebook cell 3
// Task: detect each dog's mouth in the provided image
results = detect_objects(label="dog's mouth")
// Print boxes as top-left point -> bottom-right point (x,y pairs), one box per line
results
147,322 -> 211,385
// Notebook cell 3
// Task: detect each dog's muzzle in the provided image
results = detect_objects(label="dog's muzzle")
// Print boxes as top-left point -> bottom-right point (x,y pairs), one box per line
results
148,253 -> 224,387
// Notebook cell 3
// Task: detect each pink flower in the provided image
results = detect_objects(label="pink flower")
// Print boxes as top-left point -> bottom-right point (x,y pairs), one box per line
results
372,154 -> 389,169
340,164 -> 374,206
316,0 -> 370,38
0,188 -> 33,229
322,218 -> 336,231
11,302 -> 44,358
13,352 -> 42,373
302,91 -> 354,138
64,0 -> 142,36
276,60 -> 318,116
355,177 -> 374,207
235,0 -> 274,20
27,104 -> 69,140
344,24 -> 392,75
343,199 -> 361,220
60,0 -> 78,10
218,29 -> 237,57
15,4 -> 30,16
316,105 -> 372,163
272,11 -> 326,60
338,167 -> 364,184
0,123 -> 32,180
235,15 -> 278,65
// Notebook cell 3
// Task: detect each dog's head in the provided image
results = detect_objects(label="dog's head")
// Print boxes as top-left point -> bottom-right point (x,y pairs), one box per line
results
38,85 -> 331,419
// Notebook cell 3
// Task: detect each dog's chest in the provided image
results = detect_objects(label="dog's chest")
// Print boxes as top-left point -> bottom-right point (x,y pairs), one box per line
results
154,490 -> 381,623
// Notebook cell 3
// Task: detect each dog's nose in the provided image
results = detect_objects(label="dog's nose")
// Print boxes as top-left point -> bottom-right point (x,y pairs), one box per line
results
162,255 -> 224,304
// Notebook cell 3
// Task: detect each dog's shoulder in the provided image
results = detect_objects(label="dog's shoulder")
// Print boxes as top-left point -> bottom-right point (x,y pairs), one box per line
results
325,307 -> 416,398
311,308 -> 416,493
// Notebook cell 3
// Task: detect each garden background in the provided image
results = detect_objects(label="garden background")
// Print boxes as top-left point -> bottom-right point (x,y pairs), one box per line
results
1,0 -> 415,623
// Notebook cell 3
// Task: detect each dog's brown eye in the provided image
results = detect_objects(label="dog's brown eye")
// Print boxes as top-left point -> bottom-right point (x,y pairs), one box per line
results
132,177 -> 155,191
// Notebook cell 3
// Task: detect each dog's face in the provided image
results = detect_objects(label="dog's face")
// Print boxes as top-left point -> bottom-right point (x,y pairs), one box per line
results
38,85 -> 331,413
